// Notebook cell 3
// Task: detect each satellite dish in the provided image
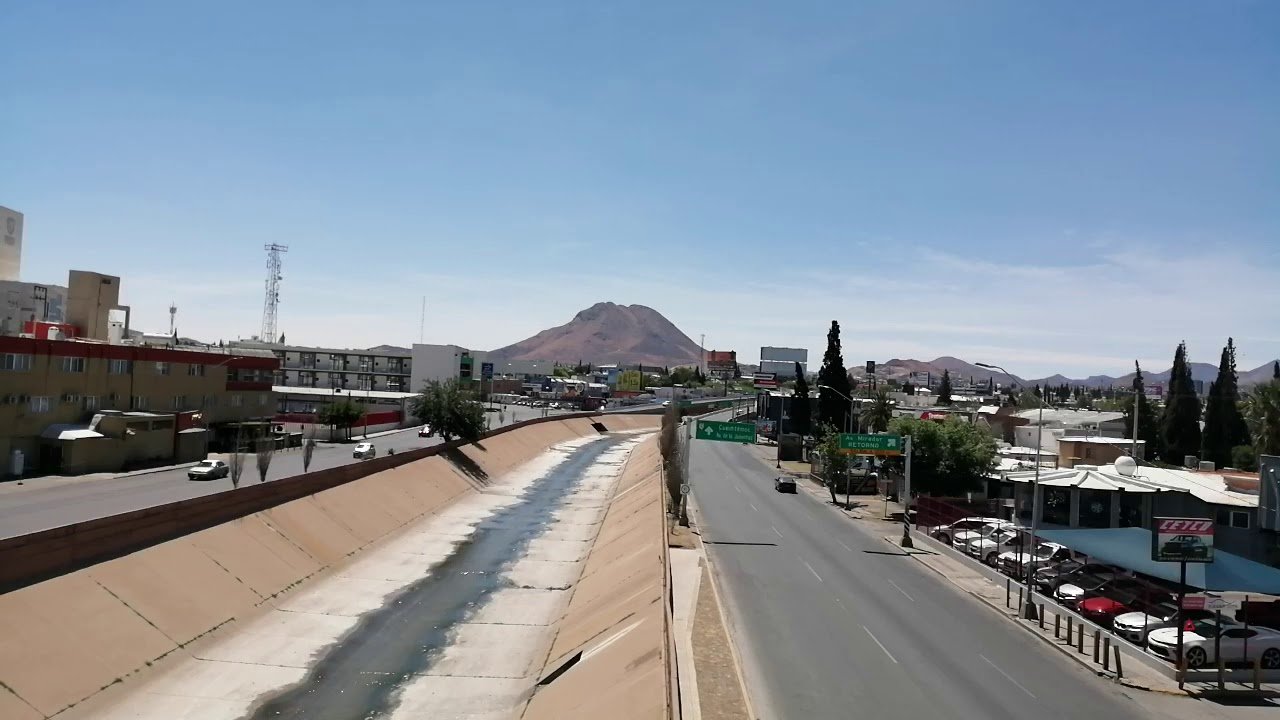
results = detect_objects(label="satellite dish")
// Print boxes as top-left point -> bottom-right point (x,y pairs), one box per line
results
1115,455 -> 1137,477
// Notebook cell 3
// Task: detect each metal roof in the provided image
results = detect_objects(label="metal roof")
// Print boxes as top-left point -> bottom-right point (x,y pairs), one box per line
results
1006,463 -> 1256,507
1015,408 -> 1124,426
274,386 -> 418,400
40,424 -> 106,441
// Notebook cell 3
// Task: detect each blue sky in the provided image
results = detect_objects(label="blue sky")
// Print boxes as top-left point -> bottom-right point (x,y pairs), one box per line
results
4,1 -> 1278,376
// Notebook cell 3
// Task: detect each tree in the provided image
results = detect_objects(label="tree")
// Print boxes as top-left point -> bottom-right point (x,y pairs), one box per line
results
938,370 -> 953,405
1160,341 -> 1202,464
815,424 -> 850,505
733,363 -> 742,379
1274,360 -> 1279,380
553,366 -> 573,378
986,377 -> 994,395
227,429 -> 246,488
1202,338 -> 1250,468
791,362 -> 812,436
889,416 -> 997,496
1122,362 -> 1162,460
658,403 -> 685,519
860,387 -> 894,433
816,321 -> 852,430
318,399 -> 364,440
1245,381 -> 1280,456
302,429 -> 317,472
255,438 -> 275,483
411,379 -> 486,442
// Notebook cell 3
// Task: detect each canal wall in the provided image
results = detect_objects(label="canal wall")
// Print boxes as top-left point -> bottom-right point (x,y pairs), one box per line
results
521,434 -> 674,720
0,414 -> 658,720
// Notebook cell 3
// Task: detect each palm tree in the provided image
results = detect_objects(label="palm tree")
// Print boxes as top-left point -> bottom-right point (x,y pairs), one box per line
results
860,388 -> 894,433
1245,381 -> 1280,455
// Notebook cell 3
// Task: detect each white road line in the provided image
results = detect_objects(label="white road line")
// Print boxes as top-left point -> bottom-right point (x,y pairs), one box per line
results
980,654 -> 1037,698
837,539 -> 852,552
803,560 -> 823,582
772,526 -> 783,538
862,626 -> 898,664
734,485 -> 742,494
749,502 -> 759,512
888,579 -> 914,602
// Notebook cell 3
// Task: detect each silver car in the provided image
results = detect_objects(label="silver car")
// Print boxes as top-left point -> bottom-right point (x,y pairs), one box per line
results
188,459 -> 229,481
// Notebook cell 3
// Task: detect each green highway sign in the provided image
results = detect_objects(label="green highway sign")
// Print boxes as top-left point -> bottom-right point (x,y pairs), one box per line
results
696,420 -> 756,443
838,433 -> 903,456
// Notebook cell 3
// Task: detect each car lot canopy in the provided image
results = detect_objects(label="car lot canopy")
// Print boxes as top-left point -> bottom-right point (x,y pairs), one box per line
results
1036,527 -> 1280,594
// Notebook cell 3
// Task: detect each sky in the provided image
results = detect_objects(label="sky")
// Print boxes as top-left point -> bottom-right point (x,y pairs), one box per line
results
4,1 -> 1278,378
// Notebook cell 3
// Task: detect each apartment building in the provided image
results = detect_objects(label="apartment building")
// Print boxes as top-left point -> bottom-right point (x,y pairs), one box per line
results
231,341 -> 413,393
0,336 -> 277,475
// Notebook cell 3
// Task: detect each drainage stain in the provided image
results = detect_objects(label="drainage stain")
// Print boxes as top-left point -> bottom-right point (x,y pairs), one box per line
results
245,434 -> 630,720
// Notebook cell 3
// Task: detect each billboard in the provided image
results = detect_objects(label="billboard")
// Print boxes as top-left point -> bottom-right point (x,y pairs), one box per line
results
753,372 -> 778,389
616,370 -> 644,393
1152,517 -> 1214,563
707,349 -> 737,378
760,346 -> 808,363
0,206 -> 23,282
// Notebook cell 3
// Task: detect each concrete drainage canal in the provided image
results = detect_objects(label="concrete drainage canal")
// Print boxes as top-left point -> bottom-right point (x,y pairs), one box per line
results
236,432 -> 646,720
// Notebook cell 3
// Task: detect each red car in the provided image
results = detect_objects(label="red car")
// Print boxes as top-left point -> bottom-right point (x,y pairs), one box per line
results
1078,577 -> 1174,627
1079,596 -> 1135,626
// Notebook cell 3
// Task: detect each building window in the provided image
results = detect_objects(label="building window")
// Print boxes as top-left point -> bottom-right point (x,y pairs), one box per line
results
130,395 -> 148,410
258,394 -> 269,405
155,361 -> 171,375
84,395 -> 100,412
60,356 -> 86,373
1218,508 -> 1251,529
29,396 -> 51,413
61,393 -> 81,405
2,353 -> 34,371
108,359 -> 132,375
230,394 -> 242,407
172,395 -> 187,409
188,364 -> 206,377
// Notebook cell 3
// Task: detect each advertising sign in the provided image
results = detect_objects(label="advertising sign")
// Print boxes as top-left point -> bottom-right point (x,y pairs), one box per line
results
1152,517 -> 1214,563
753,372 -> 778,389
707,350 -> 738,378
616,370 -> 644,393
481,362 -> 494,380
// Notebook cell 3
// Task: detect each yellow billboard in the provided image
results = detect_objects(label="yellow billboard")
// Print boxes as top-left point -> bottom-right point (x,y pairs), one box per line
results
616,370 -> 644,393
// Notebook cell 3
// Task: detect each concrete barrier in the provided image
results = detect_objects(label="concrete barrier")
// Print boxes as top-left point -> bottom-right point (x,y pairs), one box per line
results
0,415 -> 658,719
521,436 -> 672,720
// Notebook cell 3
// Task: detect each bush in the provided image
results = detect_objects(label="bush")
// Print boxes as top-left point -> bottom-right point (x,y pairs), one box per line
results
1231,444 -> 1259,472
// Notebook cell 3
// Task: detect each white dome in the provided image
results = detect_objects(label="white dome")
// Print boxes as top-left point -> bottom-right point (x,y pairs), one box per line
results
1114,455 -> 1138,477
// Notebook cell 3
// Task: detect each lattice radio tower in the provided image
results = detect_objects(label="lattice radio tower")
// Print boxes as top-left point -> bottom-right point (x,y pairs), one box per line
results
260,243 -> 289,343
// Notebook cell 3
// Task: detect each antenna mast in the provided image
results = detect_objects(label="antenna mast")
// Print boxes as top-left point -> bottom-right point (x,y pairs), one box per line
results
260,243 -> 289,342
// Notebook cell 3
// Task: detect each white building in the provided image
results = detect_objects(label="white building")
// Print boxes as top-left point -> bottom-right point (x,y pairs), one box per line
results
410,343 -> 556,390
231,341 -> 412,393
0,206 -> 23,282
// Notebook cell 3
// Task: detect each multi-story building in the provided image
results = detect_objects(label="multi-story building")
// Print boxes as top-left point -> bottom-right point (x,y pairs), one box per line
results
0,336 -> 277,475
409,343 -> 553,391
230,341 -> 413,393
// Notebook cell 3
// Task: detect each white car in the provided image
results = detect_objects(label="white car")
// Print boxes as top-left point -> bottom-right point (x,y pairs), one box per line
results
952,520 -> 1012,552
1147,621 -> 1280,669
1113,605 -> 1223,645
997,542 -> 1072,579
930,517 -> 997,546
353,442 -> 376,459
966,528 -> 1029,566
418,425 -> 434,438
187,459 -> 229,481
662,400 -> 671,407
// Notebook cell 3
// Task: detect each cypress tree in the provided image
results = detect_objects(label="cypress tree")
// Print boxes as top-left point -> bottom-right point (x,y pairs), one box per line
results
1202,338 -> 1249,467
938,370 -> 953,405
1274,360 -> 1279,380
816,321 -> 852,431
1160,342 -> 1203,464
791,362 -> 812,436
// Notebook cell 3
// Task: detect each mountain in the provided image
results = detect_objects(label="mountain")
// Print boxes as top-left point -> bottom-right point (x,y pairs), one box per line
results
874,357 -> 1021,386
366,344 -> 410,354
866,356 -> 1279,390
487,302 -> 703,367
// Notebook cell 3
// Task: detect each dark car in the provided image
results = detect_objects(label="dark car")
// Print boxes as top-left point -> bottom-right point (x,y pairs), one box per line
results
775,476 -> 797,493
1034,561 -> 1119,594
1161,534 -> 1209,559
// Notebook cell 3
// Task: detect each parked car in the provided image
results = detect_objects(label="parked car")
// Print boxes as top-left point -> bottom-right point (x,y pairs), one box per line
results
1113,605 -> 1220,645
1054,568 -> 1125,608
187,459 -> 229,481
1077,578 -> 1175,627
930,517 -> 996,545
998,542 -> 1073,579
775,476 -> 797,494
418,425 -> 434,438
966,527 -> 1029,566
1147,621 -> 1280,669
952,520 -> 1013,553
353,442 -> 376,459
1161,534 -> 1210,560
1034,561 -> 1117,594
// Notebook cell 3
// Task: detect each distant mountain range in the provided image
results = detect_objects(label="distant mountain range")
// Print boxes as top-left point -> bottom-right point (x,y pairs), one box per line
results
866,356 -> 1279,389
487,302 -> 703,367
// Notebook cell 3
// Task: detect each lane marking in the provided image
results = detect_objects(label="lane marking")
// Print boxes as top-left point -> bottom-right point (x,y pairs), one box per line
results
734,485 -> 742,494
888,579 -> 914,602
749,502 -> 759,512
862,626 -> 898,664
837,539 -> 852,552
802,560 -> 823,582
771,526 -> 783,538
979,654 -> 1037,698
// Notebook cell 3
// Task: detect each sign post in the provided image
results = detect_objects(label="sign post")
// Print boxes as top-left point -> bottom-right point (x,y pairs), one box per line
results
695,420 -> 756,444
1153,517 -> 1214,686
837,433 -> 903,456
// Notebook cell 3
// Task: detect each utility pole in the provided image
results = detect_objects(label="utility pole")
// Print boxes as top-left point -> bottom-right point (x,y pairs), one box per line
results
901,435 -> 913,547
1132,370 -> 1140,460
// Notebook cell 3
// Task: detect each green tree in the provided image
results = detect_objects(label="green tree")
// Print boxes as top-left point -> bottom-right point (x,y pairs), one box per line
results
1274,360 -> 1279,380
1245,381 -> 1280,456
670,366 -> 698,386
816,321 -> 852,430
318,399 -> 364,440
1202,338 -> 1250,467
860,387 -> 894,432
890,416 -> 997,496
791,362 -> 812,436
938,370 -> 953,405
553,366 -> 573,378
1122,362 -> 1163,460
815,423 -> 849,505
1160,341 -> 1202,464
658,403 -> 684,515
411,379 -> 486,442
733,362 -> 742,379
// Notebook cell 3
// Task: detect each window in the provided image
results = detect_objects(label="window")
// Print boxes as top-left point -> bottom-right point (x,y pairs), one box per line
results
1,353 -> 33,371
172,395 -> 187,409
108,359 -> 132,374
155,361 -> 170,375
61,393 -> 81,405
84,396 -> 100,412
258,394 -> 269,405
230,394 -> 242,407
29,396 -> 51,413
60,356 -> 86,373
130,395 -> 148,410
188,364 -> 206,377
1231,510 -> 1250,529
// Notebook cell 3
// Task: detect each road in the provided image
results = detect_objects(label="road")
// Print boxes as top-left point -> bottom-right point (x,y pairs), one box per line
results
0,404 -> 564,539
691,438 -> 1160,720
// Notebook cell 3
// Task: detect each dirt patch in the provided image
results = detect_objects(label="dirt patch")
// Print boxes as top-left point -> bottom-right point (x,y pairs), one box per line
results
692,565 -> 750,720
667,523 -> 697,550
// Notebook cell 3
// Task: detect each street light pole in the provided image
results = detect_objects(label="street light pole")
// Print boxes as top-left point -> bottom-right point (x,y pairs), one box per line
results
978,361 -> 1042,621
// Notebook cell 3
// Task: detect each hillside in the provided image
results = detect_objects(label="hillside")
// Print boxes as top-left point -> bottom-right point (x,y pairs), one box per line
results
871,355 -> 1278,390
487,302 -> 703,367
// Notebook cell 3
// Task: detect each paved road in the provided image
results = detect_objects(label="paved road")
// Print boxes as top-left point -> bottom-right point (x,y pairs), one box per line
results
691,438 -> 1160,720
0,404 -> 564,539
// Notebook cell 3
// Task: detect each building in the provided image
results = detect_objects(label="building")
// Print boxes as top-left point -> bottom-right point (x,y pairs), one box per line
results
409,343 -> 554,391
274,386 -> 419,439
1057,437 -> 1146,468
231,341 -> 413,393
0,206 -> 22,282
1,336 -> 278,475
706,350 -> 737,378
759,347 -> 807,379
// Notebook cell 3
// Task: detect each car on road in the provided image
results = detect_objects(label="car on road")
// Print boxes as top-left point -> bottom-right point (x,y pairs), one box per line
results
418,425 -> 434,438
775,476 -> 797,493
187,459 -> 229,481
966,527 -> 1029,566
1147,620 -> 1280,669
662,400 -> 671,407
1161,534 -> 1210,560
930,517 -> 996,545
1113,605 -> 1220,645
998,542 -> 1073,579
1077,578 -> 1175,627
353,442 -> 376,460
